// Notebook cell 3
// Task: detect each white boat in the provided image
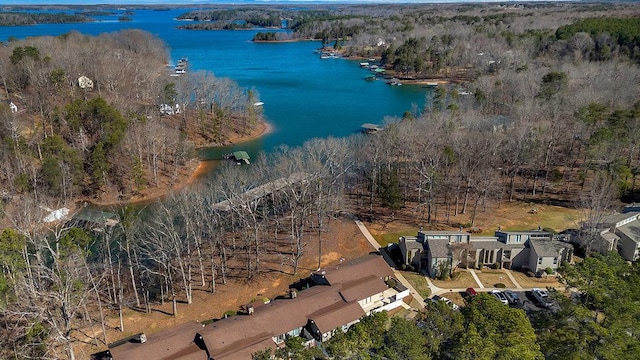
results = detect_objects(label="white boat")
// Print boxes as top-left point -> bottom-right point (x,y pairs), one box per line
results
253,102 -> 264,107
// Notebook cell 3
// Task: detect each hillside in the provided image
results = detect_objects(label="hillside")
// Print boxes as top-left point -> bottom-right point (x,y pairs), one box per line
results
0,30 -> 264,216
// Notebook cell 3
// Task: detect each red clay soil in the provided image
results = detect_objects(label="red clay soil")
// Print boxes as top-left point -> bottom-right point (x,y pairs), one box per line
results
77,217 -> 372,360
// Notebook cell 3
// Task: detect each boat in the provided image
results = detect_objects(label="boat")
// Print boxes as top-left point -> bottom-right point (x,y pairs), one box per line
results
387,78 -> 402,86
253,102 -> 264,107
361,123 -> 384,134
320,52 -> 339,59
359,62 -> 370,67
425,82 -> 438,87
174,58 -> 188,75
365,75 -> 377,81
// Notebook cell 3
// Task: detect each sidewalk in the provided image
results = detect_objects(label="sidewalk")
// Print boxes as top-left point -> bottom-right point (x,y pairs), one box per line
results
469,269 -> 484,289
354,220 -> 425,308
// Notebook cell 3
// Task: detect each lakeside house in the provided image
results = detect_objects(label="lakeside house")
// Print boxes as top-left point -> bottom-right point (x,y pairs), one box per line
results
398,229 -> 573,278
102,255 -> 408,360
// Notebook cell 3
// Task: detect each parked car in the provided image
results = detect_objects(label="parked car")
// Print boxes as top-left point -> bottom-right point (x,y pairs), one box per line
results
504,290 -> 520,305
431,295 -> 460,310
466,287 -> 478,297
490,290 -> 509,305
531,288 -> 552,308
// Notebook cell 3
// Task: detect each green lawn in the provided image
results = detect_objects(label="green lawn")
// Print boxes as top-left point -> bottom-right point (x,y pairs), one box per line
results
400,271 -> 431,298
373,226 -> 419,247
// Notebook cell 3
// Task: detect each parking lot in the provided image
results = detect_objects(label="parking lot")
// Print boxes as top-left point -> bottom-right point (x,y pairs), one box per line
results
438,289 -> 558,314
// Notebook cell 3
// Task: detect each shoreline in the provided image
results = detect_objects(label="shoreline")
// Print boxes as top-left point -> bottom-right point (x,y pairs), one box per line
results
87,120 -> 272,208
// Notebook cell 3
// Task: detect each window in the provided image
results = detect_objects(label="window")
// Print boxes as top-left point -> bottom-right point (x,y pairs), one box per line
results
515,235 -> 522,243
538,257 -> 543,265
503,250 -> 511,259
553,257 -> 558,265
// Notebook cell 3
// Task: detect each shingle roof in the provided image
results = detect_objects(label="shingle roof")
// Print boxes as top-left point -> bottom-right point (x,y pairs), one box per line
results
616,221 -> 640,244
599,212 -> 640,227
339,275 -> 388,303
108,256 -> 393,360
310,302 -> 365,335
426,238 -> 450,258
108,321 -> 205,360
323,256 -> 393,285
199,255 -> 392,359
529,239 -> 571,257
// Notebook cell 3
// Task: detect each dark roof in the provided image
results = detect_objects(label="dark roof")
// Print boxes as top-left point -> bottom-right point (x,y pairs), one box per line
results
198,255 -> 392,359
108,321 -> 205,360
310,302 -> 365,335
469,238 -> 525,251
339,275 -> 388,303
426,238 -> 450,258
323,256 -> 393,285
529,239 -> 571,258
107,256 -> 393,360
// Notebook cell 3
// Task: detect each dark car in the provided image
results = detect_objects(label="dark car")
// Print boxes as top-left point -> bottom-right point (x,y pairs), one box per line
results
504,290 -> 520,305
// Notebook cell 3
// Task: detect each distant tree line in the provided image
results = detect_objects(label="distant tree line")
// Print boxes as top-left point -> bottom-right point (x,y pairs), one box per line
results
0,12 -> 88,26
555,17 -> 640,62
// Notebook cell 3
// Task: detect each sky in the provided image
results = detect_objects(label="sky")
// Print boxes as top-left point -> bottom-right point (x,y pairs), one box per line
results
0,0 -> 556,5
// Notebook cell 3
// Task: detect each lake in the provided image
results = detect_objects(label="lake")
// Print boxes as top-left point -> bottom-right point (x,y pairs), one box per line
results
1,8 -> 430,158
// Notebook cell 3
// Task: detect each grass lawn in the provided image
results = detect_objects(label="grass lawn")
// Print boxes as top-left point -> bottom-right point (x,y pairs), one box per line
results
400,271 -> 431,299
459,202 -> 584,235
371,225 -> 419,247
510,270 -> 563,289
431,270 -> 478,290
475,269 -> 515,288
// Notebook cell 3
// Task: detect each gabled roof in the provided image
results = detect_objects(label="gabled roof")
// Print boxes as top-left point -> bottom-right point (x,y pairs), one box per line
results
599,212 -> 640,227
199,284 -> 342,358
198,255 -> 392,359
339,275 -> 388,303
529,239 -> 571,258
108,321 -> 205,360
310,302 -> 365,335
616,220 -> 640,244
107,256 -> 393,360
426,238 -> 450,258
323,256 -> 393,285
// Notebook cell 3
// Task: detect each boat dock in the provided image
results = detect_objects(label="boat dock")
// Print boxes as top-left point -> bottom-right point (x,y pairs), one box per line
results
361,123 -> 384,134
212,172 -> 309,211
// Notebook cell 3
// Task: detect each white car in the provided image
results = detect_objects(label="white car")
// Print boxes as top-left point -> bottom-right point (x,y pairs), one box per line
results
531,288 -> 552,308
490,290 -> 509,305
431,295 -> 460,310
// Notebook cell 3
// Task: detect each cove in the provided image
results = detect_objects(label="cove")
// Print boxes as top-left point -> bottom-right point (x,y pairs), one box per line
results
2,8 -> 430,160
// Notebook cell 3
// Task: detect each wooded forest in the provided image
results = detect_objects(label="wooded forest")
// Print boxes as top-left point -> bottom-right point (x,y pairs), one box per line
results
0,30 -> 261,206
2,2 -> 640,359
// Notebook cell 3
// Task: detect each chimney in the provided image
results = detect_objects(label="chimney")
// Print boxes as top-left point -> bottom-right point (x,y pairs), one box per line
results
290,289 -> 297,299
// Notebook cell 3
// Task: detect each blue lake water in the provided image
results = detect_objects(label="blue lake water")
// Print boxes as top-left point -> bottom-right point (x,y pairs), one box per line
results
1,8 -> 430,158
